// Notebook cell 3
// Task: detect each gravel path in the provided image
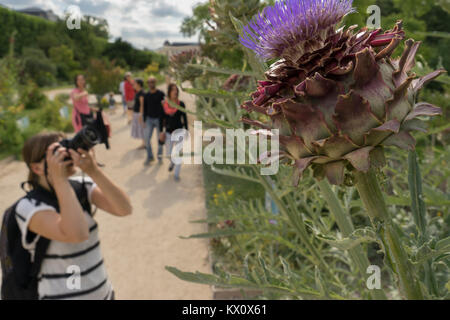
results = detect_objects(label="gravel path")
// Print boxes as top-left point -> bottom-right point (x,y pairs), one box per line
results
0,87 -> 212,300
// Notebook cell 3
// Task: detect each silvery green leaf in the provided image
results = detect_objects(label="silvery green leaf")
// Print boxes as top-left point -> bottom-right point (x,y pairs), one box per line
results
186,63 -> 259,77
316,228 -> 378,251
435,236 -> 450,252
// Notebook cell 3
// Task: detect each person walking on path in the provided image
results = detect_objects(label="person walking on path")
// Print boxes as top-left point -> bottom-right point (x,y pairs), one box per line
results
70,74 -> 93,133
124,72 -> 135,124
131,79 -> 146,149
161,83 -> 188,182
143,76 -> 165,166
119,76 -> 127,116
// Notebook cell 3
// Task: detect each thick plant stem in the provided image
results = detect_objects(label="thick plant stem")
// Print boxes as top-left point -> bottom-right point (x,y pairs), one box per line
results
317,180 -> 388,300
354,170 -> 424,300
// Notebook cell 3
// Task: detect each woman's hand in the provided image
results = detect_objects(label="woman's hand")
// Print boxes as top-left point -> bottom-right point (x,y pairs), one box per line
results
46,143 -> 73,184
159,132 -> 166,144
69,148 -> 99,176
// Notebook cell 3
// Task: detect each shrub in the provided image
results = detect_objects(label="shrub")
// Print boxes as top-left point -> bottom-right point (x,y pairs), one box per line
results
55,93 -> 70,104
21,47 -> 57,87
86,58 -> 123,102
0,109 -> 25,158
0,58 -> 20,108
20,81 -> 47,110
49,45 -> 80,82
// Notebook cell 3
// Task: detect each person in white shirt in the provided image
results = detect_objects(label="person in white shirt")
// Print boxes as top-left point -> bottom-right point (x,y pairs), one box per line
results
16,132 -> 133,299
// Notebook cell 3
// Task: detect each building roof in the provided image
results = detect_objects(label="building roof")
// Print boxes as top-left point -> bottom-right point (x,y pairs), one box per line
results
16,6 -> 59,21
17,7 -> 46,13
163,40 -> 199,47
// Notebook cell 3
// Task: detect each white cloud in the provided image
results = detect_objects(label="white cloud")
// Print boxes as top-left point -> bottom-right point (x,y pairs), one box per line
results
0,0 -> 202,49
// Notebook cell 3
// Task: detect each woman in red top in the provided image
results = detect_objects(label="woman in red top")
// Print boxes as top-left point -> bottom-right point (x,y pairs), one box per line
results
124,72 -> 135,124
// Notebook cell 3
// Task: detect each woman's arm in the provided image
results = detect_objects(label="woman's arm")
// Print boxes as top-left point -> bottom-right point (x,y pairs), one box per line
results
28,144 -> 89,243
72,90 -> 88,101
69,149 -> 132,217
89,171 -> 132,217
29,181 -> 89,243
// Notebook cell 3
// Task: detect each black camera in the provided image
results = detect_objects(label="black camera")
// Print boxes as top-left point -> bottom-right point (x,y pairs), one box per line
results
57,110 -> 110,157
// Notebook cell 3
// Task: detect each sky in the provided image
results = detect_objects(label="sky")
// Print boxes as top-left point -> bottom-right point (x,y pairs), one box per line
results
0,0 -> 203,50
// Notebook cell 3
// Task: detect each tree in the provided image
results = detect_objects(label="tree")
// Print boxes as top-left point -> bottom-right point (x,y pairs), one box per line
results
49,45 -> 80,81
86,58 -> 122,102
102,38 -> 167,71
21,47 -> 57,87
180,0 -> 268,69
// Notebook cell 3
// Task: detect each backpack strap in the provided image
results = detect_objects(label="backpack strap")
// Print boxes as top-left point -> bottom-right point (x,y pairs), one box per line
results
69,179 -> 92,216
23,179 -> 92,216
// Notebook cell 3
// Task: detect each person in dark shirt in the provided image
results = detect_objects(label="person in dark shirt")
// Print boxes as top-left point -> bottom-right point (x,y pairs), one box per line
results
143,76 -> 165,166
161,83 -> 188,182
131,79 -> 145,149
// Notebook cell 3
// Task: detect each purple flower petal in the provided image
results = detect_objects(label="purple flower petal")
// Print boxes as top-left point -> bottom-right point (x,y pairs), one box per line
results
240,0 -> 355,60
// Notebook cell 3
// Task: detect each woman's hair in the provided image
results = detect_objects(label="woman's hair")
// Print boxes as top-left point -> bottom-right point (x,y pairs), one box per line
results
167,83 -> 179,99
22,132 -> 66,187
135,78 -> 144,88
74,74 -> 84,88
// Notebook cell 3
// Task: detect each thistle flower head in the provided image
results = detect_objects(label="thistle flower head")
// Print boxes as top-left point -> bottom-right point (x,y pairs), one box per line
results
240,0 -> 354,61
169,50 -> 203,82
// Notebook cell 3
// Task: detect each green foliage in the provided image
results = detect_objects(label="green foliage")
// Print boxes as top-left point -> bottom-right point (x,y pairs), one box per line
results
86,59 -> 123,100
180,0 -> 269,69
0,58 -> 20,108
0,52 -> 72,159
169,5 -> 450,299
19,81 -> 47,110
102,38 -> 168,71
49,45 -> 80,82
0,96 -> 72,159
0,7 -> 160,86
21,47 -> 57,87
0,7 -> 54,58
345,0 -> 450,73
0,108 -> 25,158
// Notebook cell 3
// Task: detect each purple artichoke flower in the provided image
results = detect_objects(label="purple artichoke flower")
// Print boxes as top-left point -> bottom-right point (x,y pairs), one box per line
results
239,0 -> 446,185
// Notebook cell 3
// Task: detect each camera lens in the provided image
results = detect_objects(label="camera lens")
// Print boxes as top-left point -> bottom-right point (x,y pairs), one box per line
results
69,127 -> 100,151
84,128 -> 98,143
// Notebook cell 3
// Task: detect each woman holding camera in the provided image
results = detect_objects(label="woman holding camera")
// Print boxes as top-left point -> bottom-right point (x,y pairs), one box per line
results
71,74 -> 92,133
15,132 -> 132,300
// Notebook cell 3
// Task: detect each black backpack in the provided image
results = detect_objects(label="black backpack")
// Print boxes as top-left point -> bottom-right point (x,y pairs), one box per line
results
0,180 -> 91,300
